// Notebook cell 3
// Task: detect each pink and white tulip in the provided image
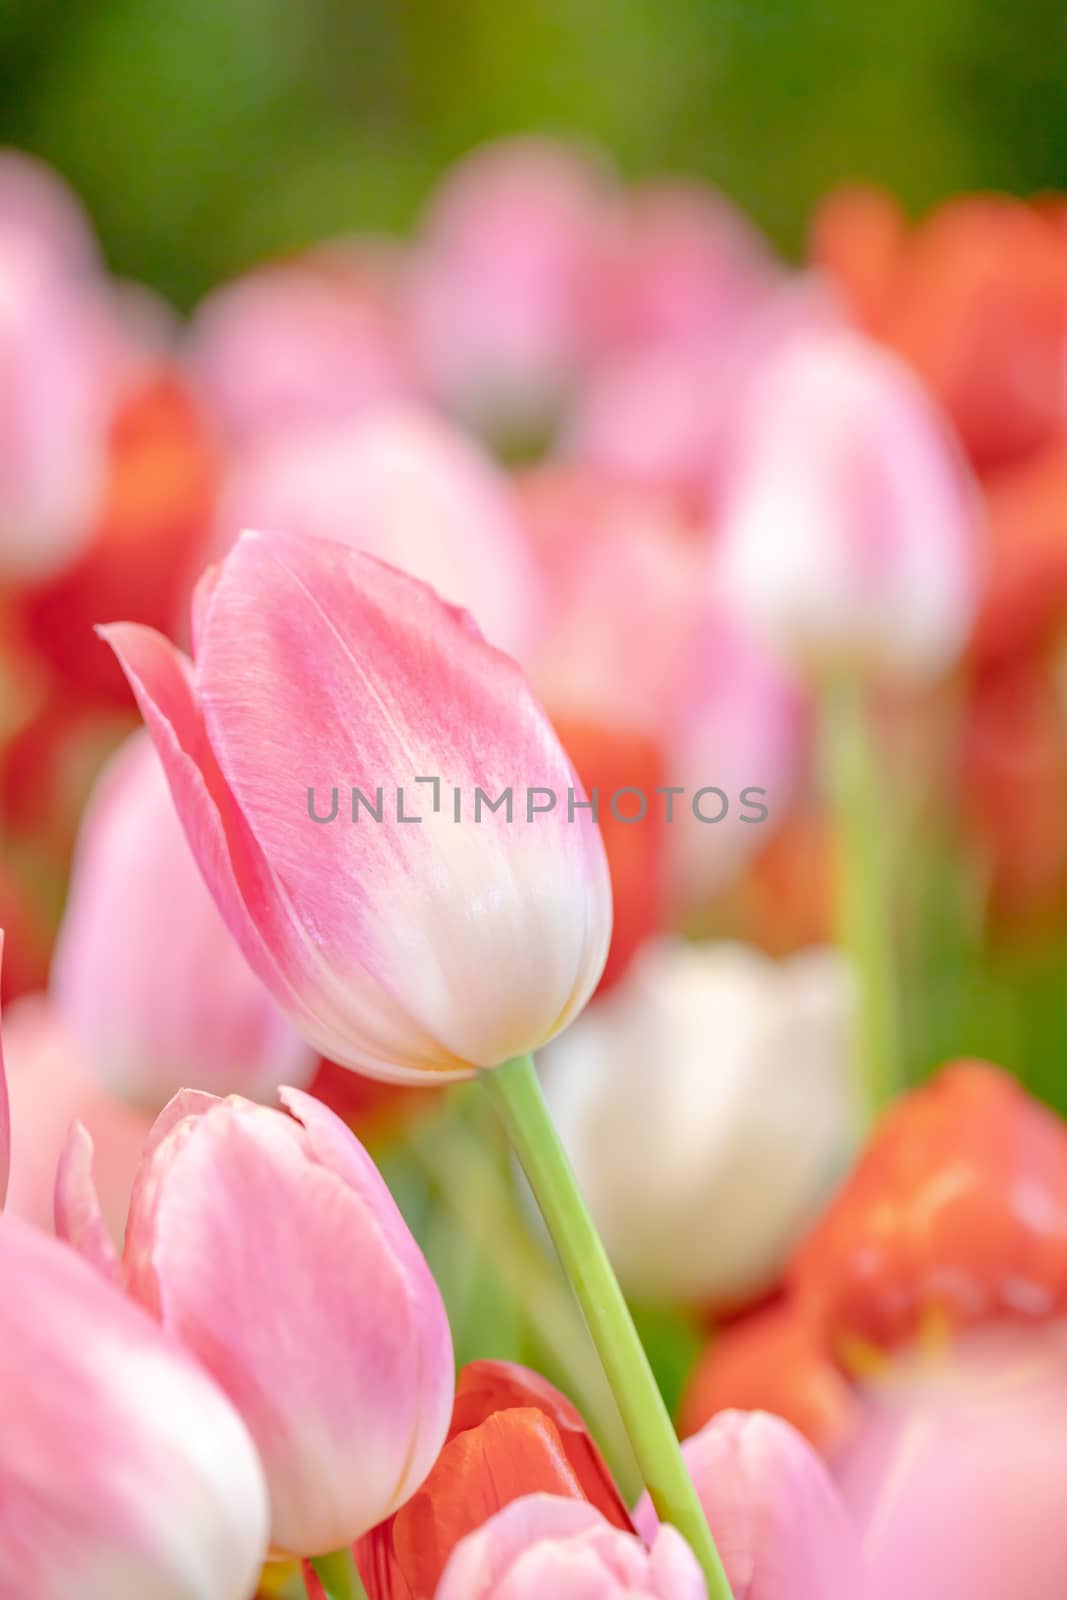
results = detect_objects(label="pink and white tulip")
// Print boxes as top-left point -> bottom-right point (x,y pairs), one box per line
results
103,530 -> 612,1082
637,1410 -> 865,1600
52,731 -> 316,1108
0,1213 -> 269,1600
217,404 -> 543,656
713,326 -> 981,681
61,1086 -> 455,1556
435,1494 -> 707,1600
0,147 -> 99,270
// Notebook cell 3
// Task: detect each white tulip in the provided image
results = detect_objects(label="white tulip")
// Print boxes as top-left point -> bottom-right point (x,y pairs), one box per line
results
540,938 -> 858,1304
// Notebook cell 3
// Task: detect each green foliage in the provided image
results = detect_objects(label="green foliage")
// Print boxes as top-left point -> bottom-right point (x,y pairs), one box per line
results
1,0 -> 1064,307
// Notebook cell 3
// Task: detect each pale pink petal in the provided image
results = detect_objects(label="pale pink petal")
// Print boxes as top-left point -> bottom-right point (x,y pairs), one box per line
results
0,1213 -> 269,1600
53,1121 -> 124,1283
638,1409 -> 864,1600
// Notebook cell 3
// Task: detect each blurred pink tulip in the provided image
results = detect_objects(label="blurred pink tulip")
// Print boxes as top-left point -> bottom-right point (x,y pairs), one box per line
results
217,404 -> 544,655
0,1213 -> 269,1600
666,597 -> 806,909
0,227 -> 114,579
53,730 -> 316,1108
2,993 -> 151,1241
837,1326 -> 1067,1600
713,325 -> 981,681
62,1086 -> 455,1556
103,531 -> 611,1082
187,249 -> 417,448
409,136 -> 613,433
589,180 -> 778,355
435,1493 -> 707,1600
0,146 -> 99,269
637,1410 -> 865,1600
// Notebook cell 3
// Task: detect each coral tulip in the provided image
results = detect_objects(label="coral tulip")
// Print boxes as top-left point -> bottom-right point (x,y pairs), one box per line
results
436,1495 -> 707,1600
61,1086 -> 455,1556
217,405 -> 543,656
636,1409 -> 865,1600
103,529 -> 611,1082
53,730 -> 316,1107
0,1213 -> 269,1600
714,326 -> 980,681
358,1360 -> 633,1597
541,939 -> 857,1304
792,1060 -> 1067,1347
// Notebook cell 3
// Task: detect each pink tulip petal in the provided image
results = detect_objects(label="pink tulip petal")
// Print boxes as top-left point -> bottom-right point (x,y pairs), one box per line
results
54,1121 -> 124,1284
0,1213 -> 269,1599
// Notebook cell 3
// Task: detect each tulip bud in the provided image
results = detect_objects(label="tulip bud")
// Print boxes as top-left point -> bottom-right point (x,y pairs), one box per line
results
714,326 -> 980,681
636,1410 -> 864,1600
52,731 -> 317,1108
103,530 -> 612,1082
61,1087 -> 455,1556
541,939 -> 857,1304
217,404 -> 544,656
436,1494 -> 707,1600
0,1213 -> 269,1600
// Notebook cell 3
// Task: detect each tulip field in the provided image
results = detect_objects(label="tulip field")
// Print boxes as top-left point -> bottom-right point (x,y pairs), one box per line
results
2,14 -> 1067,1597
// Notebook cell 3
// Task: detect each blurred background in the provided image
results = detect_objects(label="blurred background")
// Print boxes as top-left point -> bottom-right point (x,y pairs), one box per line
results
4,6 -> 1067,1567
2,0 -> 1065,307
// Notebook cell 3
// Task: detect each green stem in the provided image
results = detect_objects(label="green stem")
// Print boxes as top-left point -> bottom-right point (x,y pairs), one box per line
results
481,1055 -> 732,1600
308,1549 -> 368,1600
820,675 -> 900,1126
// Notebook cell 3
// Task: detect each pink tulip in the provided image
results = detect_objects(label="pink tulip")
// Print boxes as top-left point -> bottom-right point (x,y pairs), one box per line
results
0,1213 -> 269,1600
187,248 -> 417,448
409,136 -> 613,432
60,1086 -> 455,1555
588,180 -> 778,356
637,1410 -> 864,1600
216,404 -> 544,656
0,147 -> 99,269
102,530 -> 611,1082
2,993 -> 152,1242
713,325 -> 981,681
0,226 -> 113,579
836,1325 -> 1067,1600
435,1493 -> 707,1600
53,731 -> 316,1108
